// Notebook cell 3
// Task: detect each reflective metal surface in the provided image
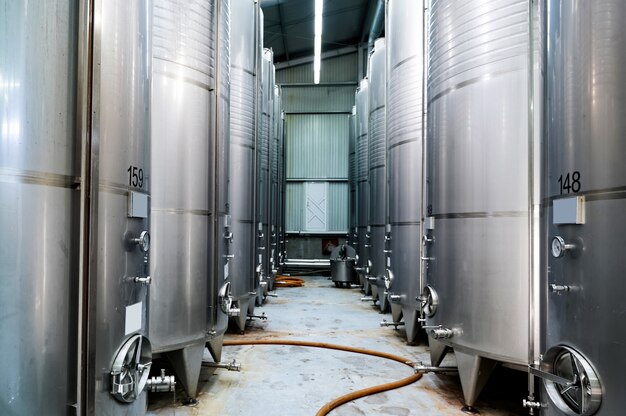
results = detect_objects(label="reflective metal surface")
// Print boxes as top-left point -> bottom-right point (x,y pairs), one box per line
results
256,47 -> 274,303
355,79 -> 370,290
0,2 -> 79,413
385,0 -> 425,343
149,0 -> 217,397
542,1 -> 626,414
426,0 -> 542,406
90,0 -> 153,413
348,106 -> 358,248
229,0 -> 258,330
367,38 -> 388,311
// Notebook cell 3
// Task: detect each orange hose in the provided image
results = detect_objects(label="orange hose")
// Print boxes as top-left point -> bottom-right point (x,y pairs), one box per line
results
223,339 -> 423,416
274,275 -> 306,287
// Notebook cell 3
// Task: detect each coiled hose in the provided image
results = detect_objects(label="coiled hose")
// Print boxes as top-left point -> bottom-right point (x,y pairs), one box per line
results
223,339 -> 422,416
274,275 -> 306,287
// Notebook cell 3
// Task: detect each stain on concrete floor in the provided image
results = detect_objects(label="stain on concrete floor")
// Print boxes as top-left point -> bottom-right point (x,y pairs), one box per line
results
148,276 -> 525,416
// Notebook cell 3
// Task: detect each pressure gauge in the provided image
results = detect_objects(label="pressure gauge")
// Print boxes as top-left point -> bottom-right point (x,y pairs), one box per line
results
551,236 -> 575,258
131,231 -> 150,252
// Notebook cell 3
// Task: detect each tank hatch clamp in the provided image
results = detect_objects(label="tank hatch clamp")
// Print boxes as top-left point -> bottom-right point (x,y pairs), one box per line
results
218,282 -> 240,317
110,334 -> 152,403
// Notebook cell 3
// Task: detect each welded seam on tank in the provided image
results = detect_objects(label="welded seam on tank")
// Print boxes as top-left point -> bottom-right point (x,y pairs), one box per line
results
154,68 -> 213,91
230,140 -> 255,150
427,68 -> 522,105
0,168 -> 79,189
392,54 -> 421,71
98,182 -> 149,196
387,137 -> 421,151
390,221 -> 421,226
231,64 -> 255,77
431,210 -> 528,219
369,105 -> 385,114
546,186 -> 626,203
152,208 -> 213,216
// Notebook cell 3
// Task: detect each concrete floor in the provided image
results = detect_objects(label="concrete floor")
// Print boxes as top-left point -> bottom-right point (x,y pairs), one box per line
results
148,276 -> 526,415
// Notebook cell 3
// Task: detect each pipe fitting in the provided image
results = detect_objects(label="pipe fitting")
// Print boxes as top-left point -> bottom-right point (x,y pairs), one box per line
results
429,327 -> 454,340
146,369 -> 176,393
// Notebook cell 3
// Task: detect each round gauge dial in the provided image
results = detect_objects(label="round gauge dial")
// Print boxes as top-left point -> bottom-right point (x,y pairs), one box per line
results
138,231 -> 150,252
551,236 -> 566,258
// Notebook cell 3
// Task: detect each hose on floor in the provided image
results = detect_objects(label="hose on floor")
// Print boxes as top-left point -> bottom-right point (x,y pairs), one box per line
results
274,275 -> 306,287
223,339 -> 422,416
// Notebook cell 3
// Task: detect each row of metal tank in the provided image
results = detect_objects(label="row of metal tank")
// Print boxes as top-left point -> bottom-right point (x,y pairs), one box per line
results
0,0 -> 284,414
349,0 -> 626,414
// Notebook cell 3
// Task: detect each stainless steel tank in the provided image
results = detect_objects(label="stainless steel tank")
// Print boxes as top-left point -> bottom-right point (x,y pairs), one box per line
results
0,2 -> 79,413
385,0 -> 425,343
270,85 -> 282,279
207,0 -> 233,366
229,0 -> 259,331
367,38 -> 388,311
539,1 -> 626,414
87,0 -> 154,413
424,0 -> 542,409
355,79 -> 370,293
149,0 -> 217,398
255,47 -> 274,305
348,106 -> 358,249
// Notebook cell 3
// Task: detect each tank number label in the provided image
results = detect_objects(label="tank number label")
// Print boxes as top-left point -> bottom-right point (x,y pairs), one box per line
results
557,171 -> 581,195
127,165 -> 144,189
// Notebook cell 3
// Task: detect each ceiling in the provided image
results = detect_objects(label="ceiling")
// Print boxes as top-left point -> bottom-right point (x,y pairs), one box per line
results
261,0 -> 376,63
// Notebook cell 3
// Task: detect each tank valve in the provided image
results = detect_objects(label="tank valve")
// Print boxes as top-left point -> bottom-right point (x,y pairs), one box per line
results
202,359 -> 241,372
430,327 -> 454,340
549,284 -> 571,294
146,369 -> 176,393
134,276 -> 152,285
367,276 -> 377,283
389,294 -> 401,302
380,320 -> 405,329
522,399 -> 542,415
247,312 -> 267,321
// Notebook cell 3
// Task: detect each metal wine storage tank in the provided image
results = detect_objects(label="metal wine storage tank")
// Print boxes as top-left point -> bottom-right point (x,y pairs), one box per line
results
424,0 -> 542,408
0,2 -> 79,413
85,0 -> 154,412
150,0 -> 219,397
255,47 -> 274,305
229,0 -> 259,331
539,1 -> 626,414
385,0 -> 425,343
367,38 -> 388,311
348,106 -> 358,249
271,85 -> 283,277
208,0 -> 233,365
355,79 -> 371,292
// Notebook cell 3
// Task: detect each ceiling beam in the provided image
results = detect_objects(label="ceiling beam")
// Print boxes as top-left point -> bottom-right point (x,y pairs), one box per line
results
274,45 -> 358,70
276,1 -> 290,61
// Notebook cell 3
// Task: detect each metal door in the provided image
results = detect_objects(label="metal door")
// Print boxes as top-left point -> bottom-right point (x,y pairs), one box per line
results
305,182 -> 327,231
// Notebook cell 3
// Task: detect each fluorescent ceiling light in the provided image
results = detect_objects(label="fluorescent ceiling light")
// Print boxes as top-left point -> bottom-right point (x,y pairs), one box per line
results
314,0 -> 323,84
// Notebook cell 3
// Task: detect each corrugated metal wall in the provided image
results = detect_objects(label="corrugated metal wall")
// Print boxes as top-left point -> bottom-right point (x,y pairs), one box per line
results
280,52 -> 357,234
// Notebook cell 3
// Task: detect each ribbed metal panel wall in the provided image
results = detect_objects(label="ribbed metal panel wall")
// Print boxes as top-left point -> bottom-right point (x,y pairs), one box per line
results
282,86 -> 355,113
276,53 -> 357,83
285,114 -> 348,179
279,53 -> 357,237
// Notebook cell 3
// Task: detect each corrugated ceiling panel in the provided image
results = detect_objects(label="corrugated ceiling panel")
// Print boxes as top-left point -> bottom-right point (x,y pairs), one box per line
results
276,53 -> 358,84
281,86 -> 355,113
286,114 -> 349,179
